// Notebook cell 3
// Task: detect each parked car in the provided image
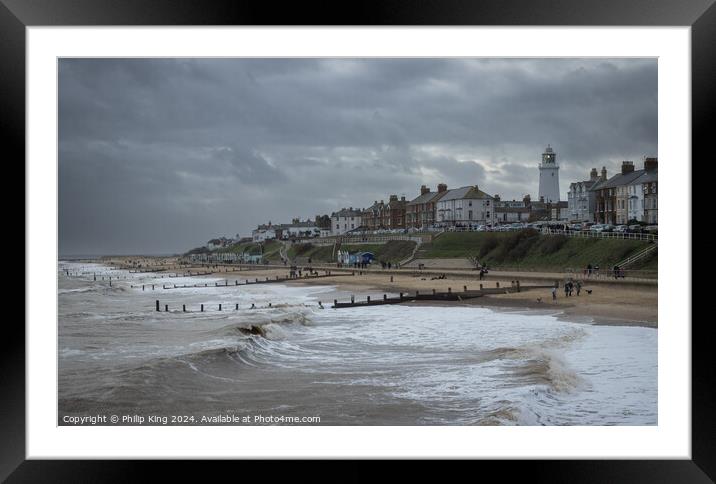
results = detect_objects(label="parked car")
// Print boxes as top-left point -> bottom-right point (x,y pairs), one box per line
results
614,225 -> 628,233
644,225 -> 658,233
628,224 -> 643,233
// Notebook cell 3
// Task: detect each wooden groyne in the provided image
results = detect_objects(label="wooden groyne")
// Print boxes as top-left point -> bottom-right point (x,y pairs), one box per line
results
133,272 -> 351,291
332,281 -> 556,308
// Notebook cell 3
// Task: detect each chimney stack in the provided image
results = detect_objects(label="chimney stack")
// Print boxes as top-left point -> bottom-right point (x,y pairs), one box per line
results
420,185 -> 429,195
644,157 -> 658,171
621,161 -> 635,174
494,194 -> 501,202
523,194 -> 531,205
601,167 -> 607,180
590,168 -> 598,180
400,196 -> 405,202
437,183 -> 448,193
389,194 -> 398,202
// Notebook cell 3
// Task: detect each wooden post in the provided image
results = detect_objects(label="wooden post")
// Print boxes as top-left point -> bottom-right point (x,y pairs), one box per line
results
155,300 -> 160,311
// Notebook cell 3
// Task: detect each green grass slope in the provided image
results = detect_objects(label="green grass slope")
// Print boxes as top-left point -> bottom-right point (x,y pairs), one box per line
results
288,240 -> 416,263
421,230 -> 657,271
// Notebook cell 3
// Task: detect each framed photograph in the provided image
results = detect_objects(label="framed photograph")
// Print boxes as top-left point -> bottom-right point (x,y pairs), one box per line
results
6,0 -> 711,479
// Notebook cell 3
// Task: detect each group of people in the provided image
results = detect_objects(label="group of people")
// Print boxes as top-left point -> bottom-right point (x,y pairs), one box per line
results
551,279 -> 582,300
584,263 -> 627,279
584,264 -> 600,277
612,265 -> 626,279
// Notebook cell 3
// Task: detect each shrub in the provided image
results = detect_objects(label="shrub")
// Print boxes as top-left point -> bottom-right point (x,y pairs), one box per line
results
538,235 -> 568,255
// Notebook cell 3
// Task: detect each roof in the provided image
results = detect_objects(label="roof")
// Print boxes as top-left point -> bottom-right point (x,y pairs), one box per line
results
571,179 -> 597,189
591,169 -> 647,191
332,208 -> 363,218
438,186 -> 494,202
639,169 -> 658,184
406,190 -> 447,206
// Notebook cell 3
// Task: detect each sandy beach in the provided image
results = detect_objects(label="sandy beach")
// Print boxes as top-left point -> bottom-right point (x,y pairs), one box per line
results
99,256 -> 658,328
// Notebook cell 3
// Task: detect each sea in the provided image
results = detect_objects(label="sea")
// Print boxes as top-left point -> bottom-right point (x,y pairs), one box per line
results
58,261 -> 657,425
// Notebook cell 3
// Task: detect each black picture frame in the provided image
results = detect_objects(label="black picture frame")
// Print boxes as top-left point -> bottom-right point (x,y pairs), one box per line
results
4,0 -> 710,480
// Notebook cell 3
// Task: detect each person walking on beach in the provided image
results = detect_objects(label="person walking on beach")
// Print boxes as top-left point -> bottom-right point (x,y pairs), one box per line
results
576,280 -> 582,296
552,286 -> 557,301
564,282 -> 569,297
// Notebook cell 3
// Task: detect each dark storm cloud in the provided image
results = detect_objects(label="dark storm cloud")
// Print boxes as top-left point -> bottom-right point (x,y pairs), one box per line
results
58,58 -> 657,255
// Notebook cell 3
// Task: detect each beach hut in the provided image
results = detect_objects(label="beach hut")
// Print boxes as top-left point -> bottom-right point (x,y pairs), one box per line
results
356,251 -> 375,264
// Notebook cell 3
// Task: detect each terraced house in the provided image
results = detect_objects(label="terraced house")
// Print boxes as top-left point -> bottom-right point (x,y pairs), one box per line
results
382,195 -> 407,229
405,184 -> 448,229
590,158 -> 657,224
567,168 -> 600,222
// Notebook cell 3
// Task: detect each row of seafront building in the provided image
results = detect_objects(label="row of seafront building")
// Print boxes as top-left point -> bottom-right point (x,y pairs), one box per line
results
567,157 -> 658,225
242,146 -> 658,245
329,186 -> 563,236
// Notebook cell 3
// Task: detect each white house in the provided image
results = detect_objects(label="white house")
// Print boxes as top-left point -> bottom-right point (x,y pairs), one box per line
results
279,219 -> 319,239
494,195 -> 532,223
252,225 -> 276,242
331,208 -> 363,235
435,186 -> 494,226
567,168 -> 600,222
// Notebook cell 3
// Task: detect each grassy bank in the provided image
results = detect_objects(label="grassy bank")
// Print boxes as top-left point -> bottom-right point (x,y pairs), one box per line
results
419,230 -> 657,271
288,240 -> 416,263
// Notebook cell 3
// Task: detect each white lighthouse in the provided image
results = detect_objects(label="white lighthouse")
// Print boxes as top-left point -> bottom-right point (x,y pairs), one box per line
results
538,144 -> 560,203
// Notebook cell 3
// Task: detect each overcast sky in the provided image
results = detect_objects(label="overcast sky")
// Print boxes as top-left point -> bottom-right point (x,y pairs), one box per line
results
59,58 -> 657,255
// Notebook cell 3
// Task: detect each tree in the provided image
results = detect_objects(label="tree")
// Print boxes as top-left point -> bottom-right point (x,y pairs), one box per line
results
315,214 -> 331,229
